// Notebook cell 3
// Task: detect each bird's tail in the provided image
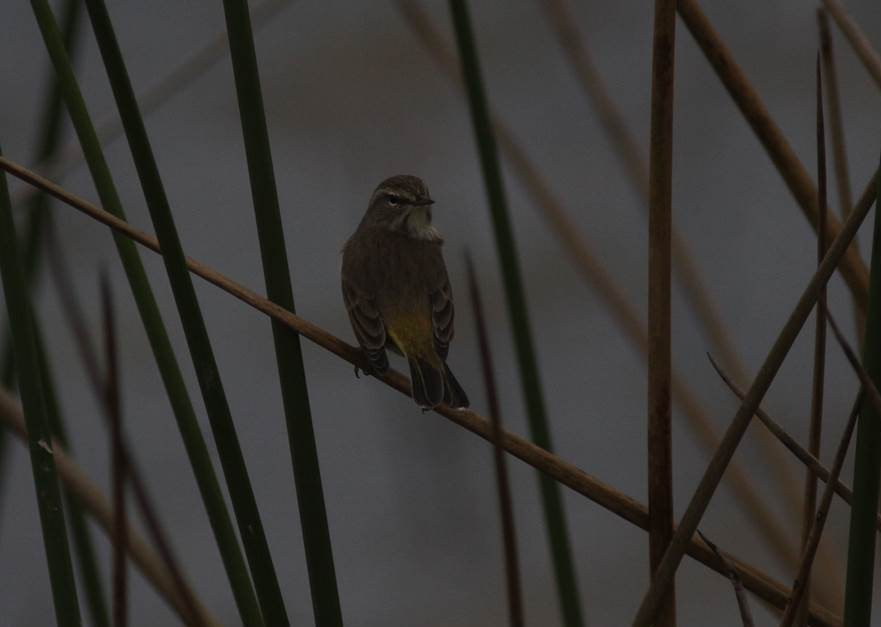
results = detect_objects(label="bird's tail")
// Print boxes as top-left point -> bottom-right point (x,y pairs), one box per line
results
407,358 -> 470,409
442,363 -> 470,409
409,358 -> 445,409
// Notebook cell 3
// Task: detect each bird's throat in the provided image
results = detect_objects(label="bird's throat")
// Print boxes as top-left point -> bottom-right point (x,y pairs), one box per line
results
403,207 -> 441,241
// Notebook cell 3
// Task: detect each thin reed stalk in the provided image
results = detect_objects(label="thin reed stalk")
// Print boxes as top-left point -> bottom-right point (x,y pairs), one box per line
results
647,1 -> 677,624
818,9 -> 864,339
843,150 -> 881,627
447,1 -> 583,623
631,140 -> 875,627
796,58 -> 829,627
781,310 -> 869,627
396,0 -> 802,576
101,277 -> 128,627
28,2 -> 263,623
0,158 -> 843,627
0,149 -> 81,626
466,254 -> 524,627
220,1 -> 342,624
780,397 -> 856,627
82,0 -> 287,621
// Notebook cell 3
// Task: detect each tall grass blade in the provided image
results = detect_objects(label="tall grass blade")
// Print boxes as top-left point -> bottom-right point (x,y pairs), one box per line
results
81,1 -> 288,622
843,149 -> 881,627
0,0 -> 83,510
446,1 -> 583,624
33,326 -> 110,627
647,1 -> 677,625
100,276 -> 128,627
0,148 -> 81,626
220,1 -> 342,624
465,254 -> 524,627
28,2 -> 264,624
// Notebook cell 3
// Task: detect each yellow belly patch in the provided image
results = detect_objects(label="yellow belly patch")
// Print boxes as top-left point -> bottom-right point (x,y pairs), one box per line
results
385,309 -> 439,366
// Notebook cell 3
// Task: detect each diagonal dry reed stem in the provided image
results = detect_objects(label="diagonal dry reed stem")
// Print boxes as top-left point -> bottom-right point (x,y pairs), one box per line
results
396,0 -> 803,576
647,1 -> 678,624
0,156 -> 843,627
818,8 -> 864,340
821,0 -> 881,90
631,138 -> 874,626
677,0 -> 871,311
0,387 -> 221,627
708,354 -> 881,532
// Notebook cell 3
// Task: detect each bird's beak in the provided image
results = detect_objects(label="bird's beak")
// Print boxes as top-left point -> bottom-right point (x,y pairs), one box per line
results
415,198 -> 435,207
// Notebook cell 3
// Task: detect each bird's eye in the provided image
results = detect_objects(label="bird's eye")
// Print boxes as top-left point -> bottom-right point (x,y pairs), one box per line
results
387,194 -> 402,206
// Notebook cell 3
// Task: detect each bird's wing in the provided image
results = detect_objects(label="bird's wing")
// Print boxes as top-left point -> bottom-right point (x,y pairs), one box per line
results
342,279 -> 389,372
430,269 -> 455,360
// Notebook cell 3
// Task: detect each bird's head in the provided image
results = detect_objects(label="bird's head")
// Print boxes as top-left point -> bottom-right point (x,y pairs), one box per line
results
363,175 -> 440,240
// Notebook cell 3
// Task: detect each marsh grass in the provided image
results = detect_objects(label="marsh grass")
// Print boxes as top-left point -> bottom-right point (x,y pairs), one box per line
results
28,1 -> 263,623
3,1 -> 881,626
82,0 -> 288,622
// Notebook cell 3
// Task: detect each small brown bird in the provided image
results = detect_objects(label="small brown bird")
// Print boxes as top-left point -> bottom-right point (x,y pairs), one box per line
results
341,175 -> 469,409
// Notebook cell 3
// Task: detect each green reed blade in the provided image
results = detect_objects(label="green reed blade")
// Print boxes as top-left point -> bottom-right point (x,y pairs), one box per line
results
843,148 -> 881,626
220,2 -> 343,625
80,0 -> 288,622
33,324 -> 110,627
447,1 -> 583,625
0,0 -> 83,511
28,2 -> 263,624
0,145 -> 81,626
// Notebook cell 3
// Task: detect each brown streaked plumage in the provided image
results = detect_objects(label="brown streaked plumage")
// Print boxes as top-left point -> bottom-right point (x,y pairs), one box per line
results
341,175 -> 469,409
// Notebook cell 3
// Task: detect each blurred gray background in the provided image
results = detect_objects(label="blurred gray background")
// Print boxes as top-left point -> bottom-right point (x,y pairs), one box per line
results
2,0 -> 881,625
